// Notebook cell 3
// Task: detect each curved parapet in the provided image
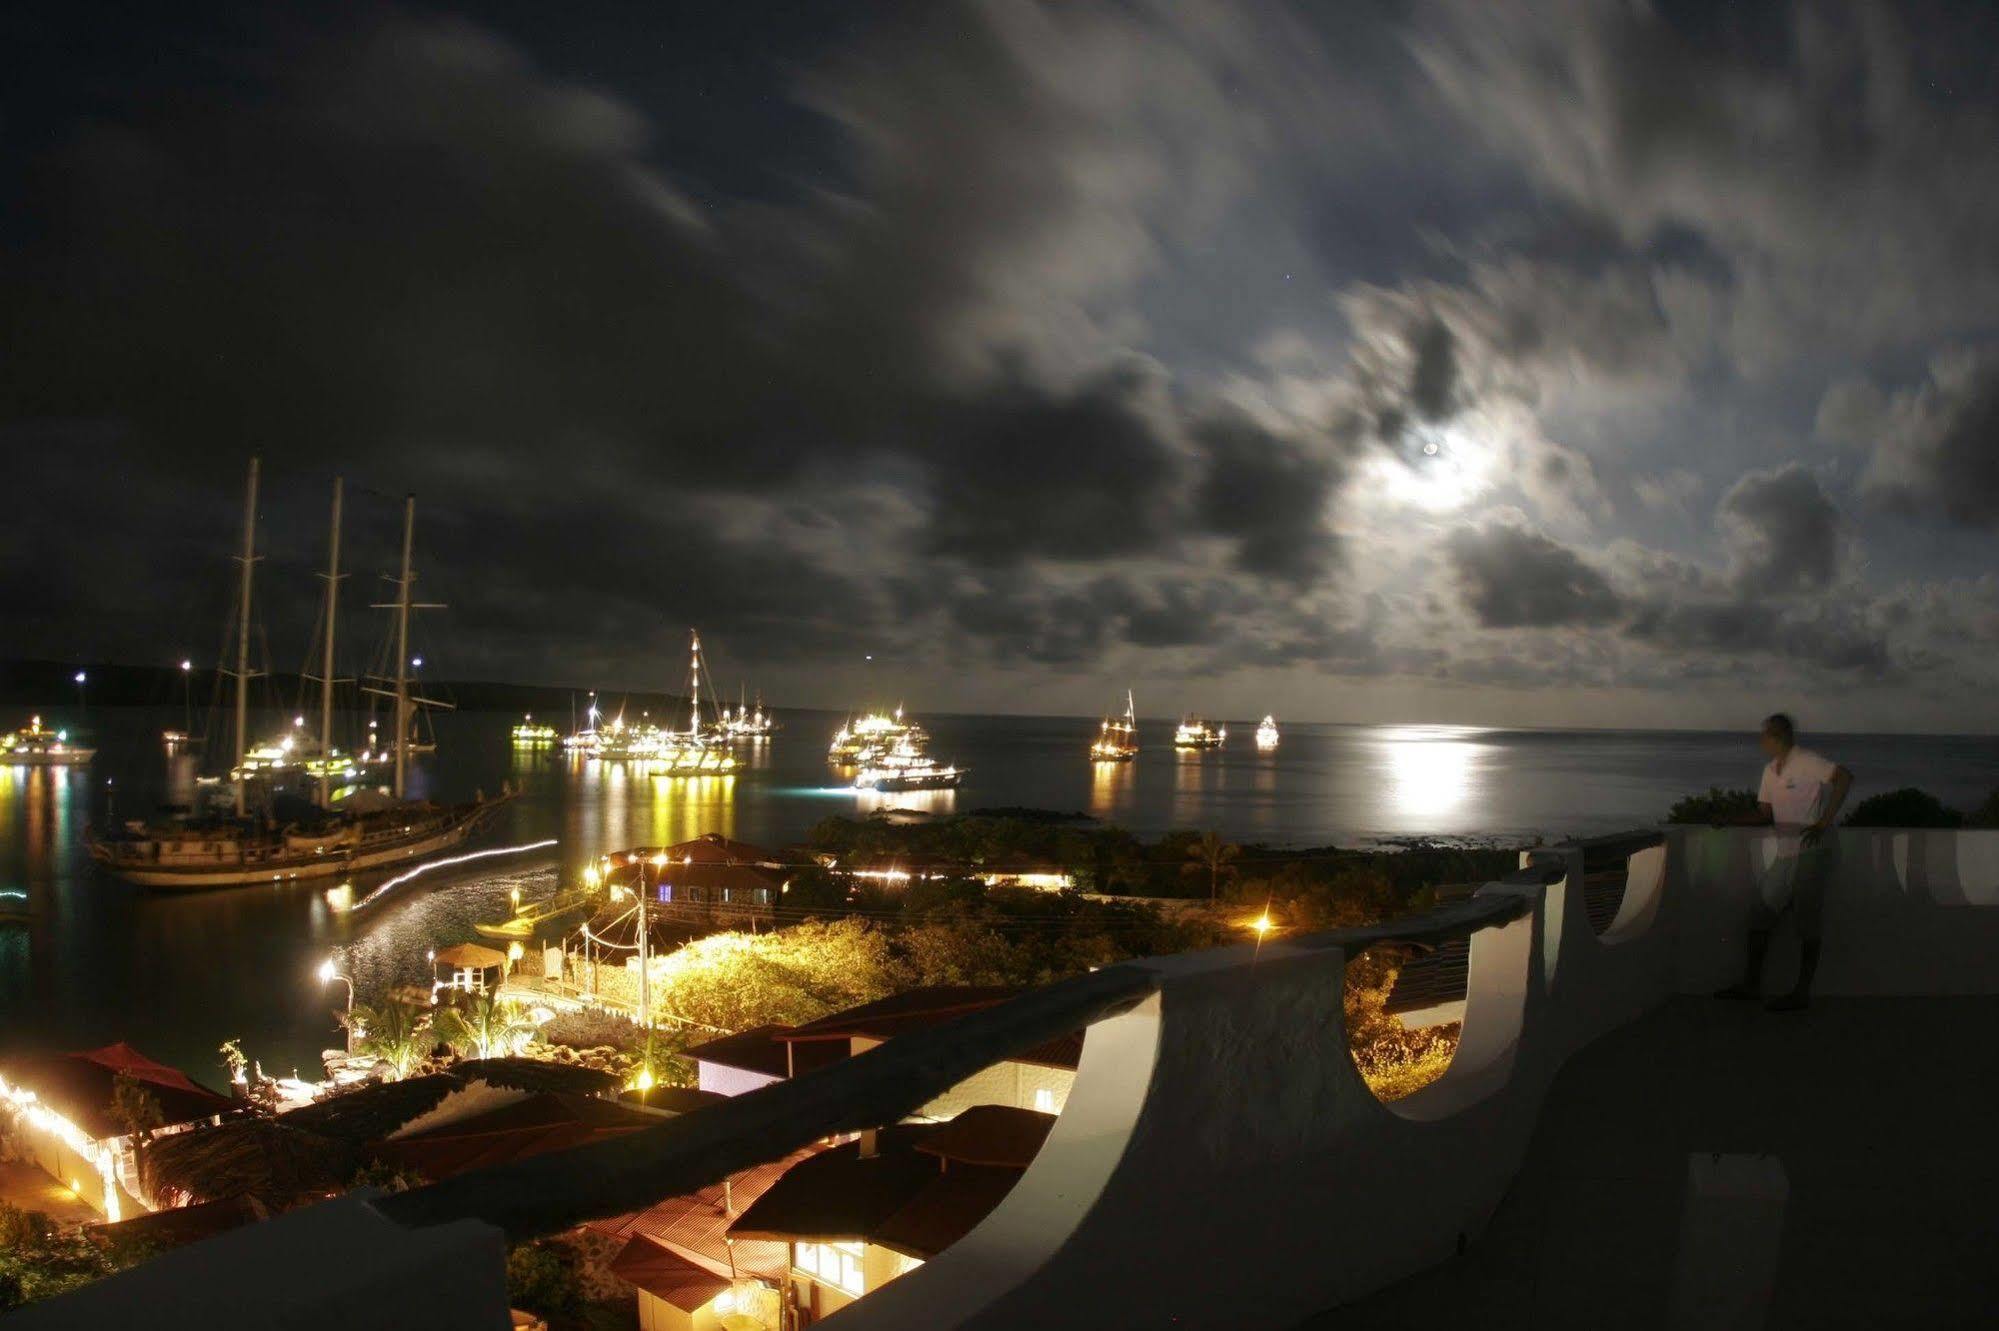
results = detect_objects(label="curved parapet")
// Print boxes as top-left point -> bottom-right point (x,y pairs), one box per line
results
832,846 -> 1685,1331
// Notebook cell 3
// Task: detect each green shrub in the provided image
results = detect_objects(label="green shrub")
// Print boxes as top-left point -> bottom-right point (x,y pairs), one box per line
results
1843,787 -> 1963,828
1665,787 -> 1760,824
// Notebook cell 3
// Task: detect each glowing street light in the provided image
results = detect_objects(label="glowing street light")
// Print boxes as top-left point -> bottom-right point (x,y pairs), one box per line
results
72,670 -> 86,714
317,955 -> 355,1053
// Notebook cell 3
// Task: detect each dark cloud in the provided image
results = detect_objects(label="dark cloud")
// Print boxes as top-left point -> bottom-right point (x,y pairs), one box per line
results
1446,521 -> 1622,628
1717,464 -> 1841,596
1846,348 -> 1999,529
1193,413 -> 1341,581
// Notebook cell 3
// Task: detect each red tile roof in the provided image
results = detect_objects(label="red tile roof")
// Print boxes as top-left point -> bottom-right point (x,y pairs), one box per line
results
869,1164 -> 1023,1261
726,1128 -> 944,1244
590,1146 -> 823,1282
777,987 -> 1024,1043
607,1238 -> 730,1312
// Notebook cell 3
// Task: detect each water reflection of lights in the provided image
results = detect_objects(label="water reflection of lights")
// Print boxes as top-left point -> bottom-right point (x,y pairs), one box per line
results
855,788 -> 956,817
1374,725 -> 1489,822
339,839 -> 559,914
1089,758 -> 1133,817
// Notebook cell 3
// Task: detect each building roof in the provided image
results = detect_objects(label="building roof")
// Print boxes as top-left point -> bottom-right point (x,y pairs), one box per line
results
590,1146 -> 822,1282
607,1237 -> 730,1312
683,1025 -> 843,1080
729,1124 -> 1029,1261
726,1127 -> 944,1244
868,1163 -> 1023,1261
619,1085 -> 725,1114
371,1092 -> 661,1182
917,1105 -> 1057,1169
92,1194 -> 268,1253
777,987 -> 1025,1044
0,1042 -> 237,1138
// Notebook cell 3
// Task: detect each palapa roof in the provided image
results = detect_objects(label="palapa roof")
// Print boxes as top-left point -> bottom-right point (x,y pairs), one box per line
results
279,1074 -> 462,1144
433,942 -> 509,969
371,1092 -> 661,1182
140,1118 -> 357,1209
91,1195 -> 268,1253
451,1058 -> 620,1097
0,1042 -> 237,1139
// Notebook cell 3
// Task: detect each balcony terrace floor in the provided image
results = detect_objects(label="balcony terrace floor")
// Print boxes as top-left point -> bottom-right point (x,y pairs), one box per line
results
1306,994 -> 1999,1329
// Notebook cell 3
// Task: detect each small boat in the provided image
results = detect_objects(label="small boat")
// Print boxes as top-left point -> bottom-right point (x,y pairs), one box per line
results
854,734 -> 963,791
1255,715 -> 1280,749
511,715 -> 557,744
1173,717 -> 1226,749
474,883 -> 599,940
1090,691 -> 1139,762
829,707 -> 926,765
1,716 -> 93,766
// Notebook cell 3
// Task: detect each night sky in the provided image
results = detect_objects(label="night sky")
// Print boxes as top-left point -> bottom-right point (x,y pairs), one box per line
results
5,1 -> 1999,730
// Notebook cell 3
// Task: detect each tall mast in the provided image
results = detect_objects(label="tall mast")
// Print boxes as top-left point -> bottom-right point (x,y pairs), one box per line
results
688,631 -> 703,735
393,495 -> 415,801
315,478 -> 344,809
230,458 -> 261,818
1126,689 -> 1136,725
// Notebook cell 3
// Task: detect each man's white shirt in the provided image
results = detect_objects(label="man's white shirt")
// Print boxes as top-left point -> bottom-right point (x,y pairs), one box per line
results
1758,746 -> 1837,831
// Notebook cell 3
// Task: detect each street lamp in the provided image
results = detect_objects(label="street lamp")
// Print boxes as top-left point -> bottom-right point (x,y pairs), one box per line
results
73,670 -> 86,715
317,956 -> 355,1054
179,659 -> 194,741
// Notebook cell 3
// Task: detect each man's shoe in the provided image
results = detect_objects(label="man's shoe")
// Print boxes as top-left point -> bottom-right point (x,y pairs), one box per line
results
1714,982 -> 1760,1000
1765,992 -> 1809,1013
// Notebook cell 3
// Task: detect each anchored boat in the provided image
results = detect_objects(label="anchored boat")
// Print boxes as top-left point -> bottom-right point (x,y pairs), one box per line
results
829,707 -> 925,765
1,716 -> 93,767
1256,715 -> 1280,749
853,733 -> 964,792
1090,691 -> 1139,763
88,463 -> 506,888
1173,717 -> 1227,749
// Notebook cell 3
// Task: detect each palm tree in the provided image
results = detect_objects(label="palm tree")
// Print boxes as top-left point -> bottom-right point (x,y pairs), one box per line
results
350,997 -> 432,1081
435,989 -> 530,1061
1184,830 -> 1241,902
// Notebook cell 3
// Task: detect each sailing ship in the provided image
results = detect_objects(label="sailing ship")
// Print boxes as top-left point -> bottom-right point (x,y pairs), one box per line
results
642,632 -> 739,776
828,707 -> 925,764
1,717 -> 93,767
1173,717 -> 1227,749
1090,691 -> 1139,762
853,733 -> 964,791
711,685 -> 776,739
88,464 -> 508,889
1255,715 -> 1280,749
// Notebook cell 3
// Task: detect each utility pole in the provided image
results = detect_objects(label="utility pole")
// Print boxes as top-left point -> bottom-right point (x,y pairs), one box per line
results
392,496 -> 413,801
229,458 -> 261,818
637,859 -> 653,1029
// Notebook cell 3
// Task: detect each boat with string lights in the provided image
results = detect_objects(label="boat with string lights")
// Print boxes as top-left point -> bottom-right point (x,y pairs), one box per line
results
1256,715 -> 1281,749
511,715 -> 558,745
853,733 -> 964,792
1173,717 -> 1227,749
1090,691 -> 1139,763
711,686 -> 776,740
1,716 -> 93,767
828,707 -> 926,764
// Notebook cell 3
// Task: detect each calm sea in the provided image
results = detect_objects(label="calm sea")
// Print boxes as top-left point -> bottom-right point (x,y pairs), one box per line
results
2,706 -> 1994,1079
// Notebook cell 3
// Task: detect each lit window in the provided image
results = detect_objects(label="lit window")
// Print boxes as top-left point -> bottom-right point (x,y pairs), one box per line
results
793,1241 -> 865,1296
1033,1087 -> 1057,1114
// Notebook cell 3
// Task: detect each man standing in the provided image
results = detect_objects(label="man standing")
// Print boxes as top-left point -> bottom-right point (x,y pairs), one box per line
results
1715,713 -> 1854,1011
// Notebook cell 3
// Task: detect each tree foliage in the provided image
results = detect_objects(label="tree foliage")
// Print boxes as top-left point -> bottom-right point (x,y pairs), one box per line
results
1843,787 -> 1963,828
0,1204 -> 149,1311
349,997 -> 433,1080
1665,787 -> 1761,824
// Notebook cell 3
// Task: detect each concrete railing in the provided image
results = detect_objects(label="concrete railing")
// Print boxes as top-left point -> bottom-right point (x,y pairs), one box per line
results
22,827 -> 1999,1330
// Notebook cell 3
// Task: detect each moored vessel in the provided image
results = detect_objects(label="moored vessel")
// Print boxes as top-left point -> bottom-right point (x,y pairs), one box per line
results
829,707 -> 925,764
1255,714 -> 1280,749
1,716 -> 92,767
511,715 -> 557,745
1173,717 -> 1226,749
853,734 -> 963,791
1090,691 -> 1139,762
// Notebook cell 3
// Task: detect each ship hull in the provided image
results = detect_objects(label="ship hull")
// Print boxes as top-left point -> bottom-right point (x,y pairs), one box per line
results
859,772 -> 963,791
2,751 -> 95,767
88,801 -> 504,890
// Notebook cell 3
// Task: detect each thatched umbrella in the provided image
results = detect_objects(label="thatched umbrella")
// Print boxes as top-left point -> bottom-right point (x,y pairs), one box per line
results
140,1119 -> 357,1210
453,1058 -> 619,1097
280,1074 -> 462,1144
